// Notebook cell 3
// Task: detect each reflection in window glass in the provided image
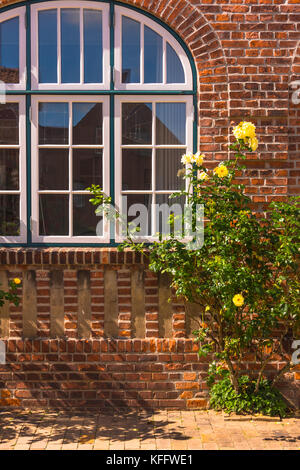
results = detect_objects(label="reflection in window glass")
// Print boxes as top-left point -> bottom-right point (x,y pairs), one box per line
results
39,194 -> 69,235
61,9 -> 80,83
144,26 -> 162,83
38,10 -> 57,83
73,103 -> 102,145
39,102 -> 69,145
122,103 -> 152,145
0,149 -> 19,190
39,149 -> 69,190
0,103 -> 19,145
156,103 -> 186,145
156,149 -> 184,191
0,17 -> 19,84
73,194 -> 99,236
156,193 -> 185,236
122,16 -> 140,83
122,149 -> 152,190
0,194 -> 19,235
84,10 -> 103,83
73,149 -> 102,189
166,43 -> 185,84
122,194 -> 151,237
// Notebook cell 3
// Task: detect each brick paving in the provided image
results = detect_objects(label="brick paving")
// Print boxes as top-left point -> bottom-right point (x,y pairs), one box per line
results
0,409 -> 299,450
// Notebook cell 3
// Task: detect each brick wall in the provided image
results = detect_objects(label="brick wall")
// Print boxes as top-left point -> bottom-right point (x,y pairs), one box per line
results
0,248 -> 299,409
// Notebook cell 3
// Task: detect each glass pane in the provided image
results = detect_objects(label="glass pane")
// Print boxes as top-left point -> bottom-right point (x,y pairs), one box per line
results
39,149 -> 69,190
61,9 -> 80,83
122,194 -> 151,237
0,194 -> 19,235
0,149 -> 19,190
73,194 -> 99,236
0,103 -> 18,145
166,43 -> 185,83
156,149 -> 185,190
73,149 -> 102,189
84,10 -> 102,83
39,10 -> 57,83
39,194 -> 69,235
73,103 -> 102,145
39,102 -> 69,145
156,103 -> 186,145
156,193 -> 185,236
122,103 -> 152,145
122,149 -> 151,190
144,26 -> 162,83
0,17 -> 19,84
122,16 -> 140,83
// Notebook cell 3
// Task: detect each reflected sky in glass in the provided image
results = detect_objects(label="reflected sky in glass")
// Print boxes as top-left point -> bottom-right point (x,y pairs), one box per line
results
84,9 -> 102,83
122,16 -> 140,83
0,17 -> 19,83
166,43 -> 185,84
39,10 -> 57,83
144,26 -> 162,83
61,9 -> 80,83
39,102 -> 69,145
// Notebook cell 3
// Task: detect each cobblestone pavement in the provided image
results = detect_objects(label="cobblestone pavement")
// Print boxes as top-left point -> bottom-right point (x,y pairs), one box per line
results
0,409 -> 299,450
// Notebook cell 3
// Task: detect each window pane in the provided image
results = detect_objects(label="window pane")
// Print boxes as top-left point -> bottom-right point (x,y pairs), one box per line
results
73,149 -> 102,189
122,16 -> 140,83
39,149 -> 69,190
122,149 -> 151,190
61,9 -> 80,83
156,149 -> 184,190
156,103 -> 186,145
144,26 -> 162,83
0,149 -> 19,190
73,194 -> 99,236
122,103 -> 152,145
166,43 -> 185,83
0,103 -> 18,145
39,194 -> 69,235
0,194 -> 19,235
0,17 -> 19,84
39,10 -> 57,83
73,103 -> 102,145
123,194 -> 151,236
39,102 -> 69,145
156,193 -> 185,236
84,10 -> 102,83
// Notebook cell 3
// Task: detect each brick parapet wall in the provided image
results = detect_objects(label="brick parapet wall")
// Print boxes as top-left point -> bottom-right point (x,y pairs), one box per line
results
0,248 -> 299,409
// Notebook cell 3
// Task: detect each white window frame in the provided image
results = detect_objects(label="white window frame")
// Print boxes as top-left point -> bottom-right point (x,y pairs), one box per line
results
31,95 -> 110,243
31,1 -> 110,90
0,7 -> 26,90
114,6 -> 193,91
114,95 -> 193,243
0,96 -> 27,243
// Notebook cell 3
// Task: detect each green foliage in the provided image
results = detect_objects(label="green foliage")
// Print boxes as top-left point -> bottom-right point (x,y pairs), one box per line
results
209,373 -> 289,418
0,280 -> 21,308
87,123 -> 300,414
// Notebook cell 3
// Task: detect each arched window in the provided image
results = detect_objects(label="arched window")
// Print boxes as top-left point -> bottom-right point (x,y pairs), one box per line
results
0,1 -> 196,245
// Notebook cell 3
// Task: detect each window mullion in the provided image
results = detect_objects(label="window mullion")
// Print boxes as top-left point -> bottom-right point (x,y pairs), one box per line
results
140,22 -> 144,85
152,101 -> 156,236
69,101 -> 73,237
57,7 -> 61,84
80,7 -> 84,85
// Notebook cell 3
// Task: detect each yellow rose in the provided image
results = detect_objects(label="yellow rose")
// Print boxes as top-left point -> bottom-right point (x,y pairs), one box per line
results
214,165 -> 228,178
193,152 -> 204,166
181,152 -> 193,165
232,294 -> 244,307
250,137 -> 258,151
13,278 -> 21,285
199,171 -> 209,181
